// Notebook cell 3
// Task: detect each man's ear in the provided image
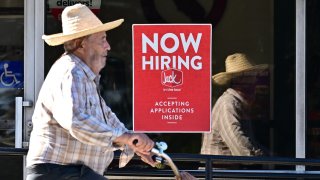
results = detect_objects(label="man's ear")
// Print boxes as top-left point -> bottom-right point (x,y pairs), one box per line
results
76,39 -> 84,49
80,36 -> 90,48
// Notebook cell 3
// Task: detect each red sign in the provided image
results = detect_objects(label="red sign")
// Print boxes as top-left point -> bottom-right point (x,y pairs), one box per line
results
133,24 -> 212,132
48,0 -> 101,21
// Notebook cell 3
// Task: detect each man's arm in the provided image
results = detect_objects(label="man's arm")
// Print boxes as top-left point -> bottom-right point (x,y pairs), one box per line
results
53,68 -> 156,166
219,101 -> 263,156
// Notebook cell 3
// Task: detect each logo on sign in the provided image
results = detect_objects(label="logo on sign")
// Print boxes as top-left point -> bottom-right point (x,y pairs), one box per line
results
161,69 -> 183,87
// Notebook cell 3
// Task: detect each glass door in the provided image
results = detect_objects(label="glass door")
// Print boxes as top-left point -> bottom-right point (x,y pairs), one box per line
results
0,1 -> 25,179
0,0 -> 44,179
0,0 -> 24,148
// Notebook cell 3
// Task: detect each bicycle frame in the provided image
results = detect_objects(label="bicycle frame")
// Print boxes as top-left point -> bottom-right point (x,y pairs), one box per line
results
151,147 -> 181,180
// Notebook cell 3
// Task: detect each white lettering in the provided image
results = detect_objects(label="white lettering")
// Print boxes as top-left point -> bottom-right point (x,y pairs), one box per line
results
161,56 -> 171,70
141,32 -> 203,70
142,55 -> 202,70
142,32 -> 202,53
160,33 -> 179,53
162,71 -> 182,85
142,56 -> 154,70
180,33 -> 202,53
142,33 -> 158,53
191,56 -> 202,70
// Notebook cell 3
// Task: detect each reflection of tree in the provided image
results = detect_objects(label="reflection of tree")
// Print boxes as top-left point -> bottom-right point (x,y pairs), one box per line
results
140,0 -> 227,26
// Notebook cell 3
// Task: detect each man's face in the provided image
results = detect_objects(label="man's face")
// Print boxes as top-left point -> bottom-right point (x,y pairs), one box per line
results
83,31 -> 111,72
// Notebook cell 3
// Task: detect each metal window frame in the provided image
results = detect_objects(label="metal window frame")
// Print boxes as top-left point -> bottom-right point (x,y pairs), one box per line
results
296,0 -> 306,172
23,0 -> 44,142
23,0 -> 44,179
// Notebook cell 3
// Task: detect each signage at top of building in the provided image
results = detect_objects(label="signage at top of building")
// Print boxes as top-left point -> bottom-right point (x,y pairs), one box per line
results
48,0 -> 101,20
133,24 -> 212,132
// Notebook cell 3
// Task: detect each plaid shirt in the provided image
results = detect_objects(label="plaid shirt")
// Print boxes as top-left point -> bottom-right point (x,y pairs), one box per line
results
27,54 -> 134,174
201,88 -> 263,156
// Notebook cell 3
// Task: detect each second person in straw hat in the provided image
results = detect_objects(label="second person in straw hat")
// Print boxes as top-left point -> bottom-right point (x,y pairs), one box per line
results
201,53 -> 268,157
26,4 -> 156,180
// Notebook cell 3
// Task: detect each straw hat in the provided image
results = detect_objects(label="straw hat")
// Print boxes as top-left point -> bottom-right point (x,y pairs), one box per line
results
212,53 -> 268,85
42,4 -> 124,46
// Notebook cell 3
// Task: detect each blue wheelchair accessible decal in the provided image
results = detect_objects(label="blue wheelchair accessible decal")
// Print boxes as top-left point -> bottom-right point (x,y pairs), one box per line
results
0,61 -> 23,88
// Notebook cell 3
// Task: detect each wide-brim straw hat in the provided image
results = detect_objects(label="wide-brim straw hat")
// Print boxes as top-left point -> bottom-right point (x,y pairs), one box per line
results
212,53 -> 268,85
42,4 -> 124,46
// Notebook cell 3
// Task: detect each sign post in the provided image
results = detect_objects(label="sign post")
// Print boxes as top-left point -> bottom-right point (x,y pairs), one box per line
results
133,24 -> 212,132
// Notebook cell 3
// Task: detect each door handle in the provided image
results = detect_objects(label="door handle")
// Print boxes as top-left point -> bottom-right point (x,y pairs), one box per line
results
15,97 -> 32,148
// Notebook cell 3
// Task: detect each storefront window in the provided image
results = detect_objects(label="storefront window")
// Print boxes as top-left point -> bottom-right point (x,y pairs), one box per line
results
307,0 -> 320,161
0,2 -> 24,148
0,1 -> 24,179
273,0 -> 295,158
44,0 -> 297,170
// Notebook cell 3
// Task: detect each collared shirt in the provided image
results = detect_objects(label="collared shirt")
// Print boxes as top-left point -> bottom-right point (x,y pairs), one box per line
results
27,54 -> 134,175
201,88 -> 263,156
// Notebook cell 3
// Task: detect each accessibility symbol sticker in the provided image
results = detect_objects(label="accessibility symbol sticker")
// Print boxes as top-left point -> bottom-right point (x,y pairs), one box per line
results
0,61 -> 23,88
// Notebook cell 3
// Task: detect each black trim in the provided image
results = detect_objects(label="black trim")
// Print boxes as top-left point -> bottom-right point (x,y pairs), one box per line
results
0,147 -> 28,156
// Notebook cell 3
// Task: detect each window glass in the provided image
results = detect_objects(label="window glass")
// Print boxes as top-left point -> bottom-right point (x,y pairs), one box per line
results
0,1 -> 24,179
307,0 -> 320,162
44,0 -> 296,170
273,0 -> 295,159
0,5 -> 24,148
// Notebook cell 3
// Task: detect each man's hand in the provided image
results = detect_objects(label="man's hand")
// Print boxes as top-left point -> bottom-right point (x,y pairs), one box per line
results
135,151 -> 158,167
114,132 -> 156,165
114,133 -> 154,152
127,133 -> 154,154
127,133 -> 156,166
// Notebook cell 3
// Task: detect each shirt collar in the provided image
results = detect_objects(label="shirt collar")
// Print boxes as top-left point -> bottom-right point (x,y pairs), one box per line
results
70,54 -> 100,83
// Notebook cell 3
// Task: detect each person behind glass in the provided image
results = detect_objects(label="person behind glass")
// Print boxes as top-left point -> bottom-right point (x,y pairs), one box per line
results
201,53 -> 268,157
26,4 -> 156,180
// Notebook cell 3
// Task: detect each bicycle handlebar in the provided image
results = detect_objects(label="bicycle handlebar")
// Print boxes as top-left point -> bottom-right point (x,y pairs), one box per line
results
151,147 -> 181,180
132,139 -> 181,180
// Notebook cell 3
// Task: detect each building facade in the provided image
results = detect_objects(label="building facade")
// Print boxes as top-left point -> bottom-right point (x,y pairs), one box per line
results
0,0 -> 318,179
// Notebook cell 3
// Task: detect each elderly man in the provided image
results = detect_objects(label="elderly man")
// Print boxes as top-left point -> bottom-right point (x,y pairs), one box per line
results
26,4 -> 155,180
201,53 -> 268,157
